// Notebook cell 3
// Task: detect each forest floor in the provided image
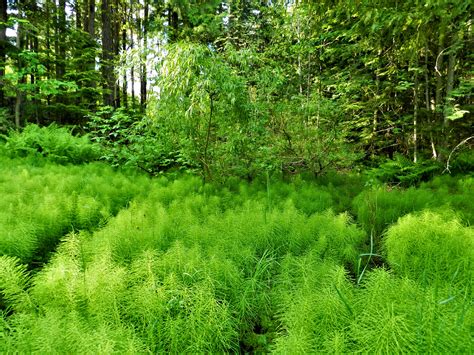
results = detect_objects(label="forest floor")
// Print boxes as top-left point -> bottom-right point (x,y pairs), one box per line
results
0,157 -> 472,353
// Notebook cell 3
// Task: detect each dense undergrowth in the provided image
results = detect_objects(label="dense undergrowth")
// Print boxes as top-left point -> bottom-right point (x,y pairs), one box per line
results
0,156 -> 149,265
0,159 -> 472,353
0,127 -> 472,353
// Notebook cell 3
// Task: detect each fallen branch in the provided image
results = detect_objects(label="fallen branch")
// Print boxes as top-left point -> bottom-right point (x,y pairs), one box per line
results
443,136 -> 473,174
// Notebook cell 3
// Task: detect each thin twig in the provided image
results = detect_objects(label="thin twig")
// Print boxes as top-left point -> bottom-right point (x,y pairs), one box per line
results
443,136 -> 474,174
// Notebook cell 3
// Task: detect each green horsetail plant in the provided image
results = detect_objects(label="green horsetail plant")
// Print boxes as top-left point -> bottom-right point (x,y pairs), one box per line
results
350,269 -> 419,353
351,268 -> 473,353
0,256 -> 34,312
353,186 -> 436,238
0,158 -> 150,264
384,210 -> 473,288
272,256 -> 354,353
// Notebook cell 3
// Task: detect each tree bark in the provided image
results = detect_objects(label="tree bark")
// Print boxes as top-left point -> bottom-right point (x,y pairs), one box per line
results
15,14 -> 24,127
425,43 -> 437,159
113,0 -> 120,108
168,4 -> 179,42
413,70 -> 419,163
85,0 -> 95,36
0,0 -> 7,106
122,22 -> 127,108
56,0 -> 66,79
140,0 -> 148,111
101,0 -> 115,106
75,0 -> 82,29
444,41 -> 456,130
129,0 -> 135,106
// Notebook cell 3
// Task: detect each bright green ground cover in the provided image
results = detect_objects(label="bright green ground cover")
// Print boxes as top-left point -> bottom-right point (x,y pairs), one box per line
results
0,158 -> 472,353
0,156 -> 149,264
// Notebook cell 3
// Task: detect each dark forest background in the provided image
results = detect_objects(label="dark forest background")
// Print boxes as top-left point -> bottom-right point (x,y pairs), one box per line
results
0,0 -> 472,180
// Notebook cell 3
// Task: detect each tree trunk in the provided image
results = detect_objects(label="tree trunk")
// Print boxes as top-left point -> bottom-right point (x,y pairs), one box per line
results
129,0 -> 135,106
113,0 -> 120,108
101,0 -> 115,106
122,27 -> 127,108
425,43 -> 437,159
85,0 -> 95,36
168,4 -> 179,42
413,70 -> 419,163
140,0 -> 148,111
130,27 -> 135,105
0,0 -> 7,106
444,42 -> 456,130
56,0 -> 66,79
75,0 -> 82,29
15,16 -> 24,127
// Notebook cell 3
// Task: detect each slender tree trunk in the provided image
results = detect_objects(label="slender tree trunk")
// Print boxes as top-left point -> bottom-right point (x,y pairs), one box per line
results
45,0 -> 52,108
81,0 -> 96,109
129,1 -> 135,106
75,0 -> 82,29
15,17 -> 24,127
168,4 -> 179,42
29,4 -> 39,123
101,0 -> 115,106
130,26 -> 135,105
424,44 -> 431,111
434,32 -> 445,115
413,70 -> 419,163
0,0 -> 7,106
140,0 -> 148,111
372,51 -> 381,155
444,41 -> 456,130
122,23 -> 128,108
434,29 -> 446,160
86,0 -> 95,36
56,0 -> 66,79
425,43 -> 437,159
203,93 -> 214,180
113,0 -> 120,108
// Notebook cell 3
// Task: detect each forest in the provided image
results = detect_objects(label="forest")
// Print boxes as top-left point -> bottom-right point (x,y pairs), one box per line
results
0,0 -> 473,353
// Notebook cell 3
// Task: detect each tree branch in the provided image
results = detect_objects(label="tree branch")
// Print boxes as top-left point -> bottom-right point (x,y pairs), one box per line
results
443,136 -> 473,174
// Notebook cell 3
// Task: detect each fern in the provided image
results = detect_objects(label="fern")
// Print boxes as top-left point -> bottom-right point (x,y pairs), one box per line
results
3,124 -> 100,164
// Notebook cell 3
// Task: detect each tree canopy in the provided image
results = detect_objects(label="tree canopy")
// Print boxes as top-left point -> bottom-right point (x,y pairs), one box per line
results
0,0 -> 472,179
